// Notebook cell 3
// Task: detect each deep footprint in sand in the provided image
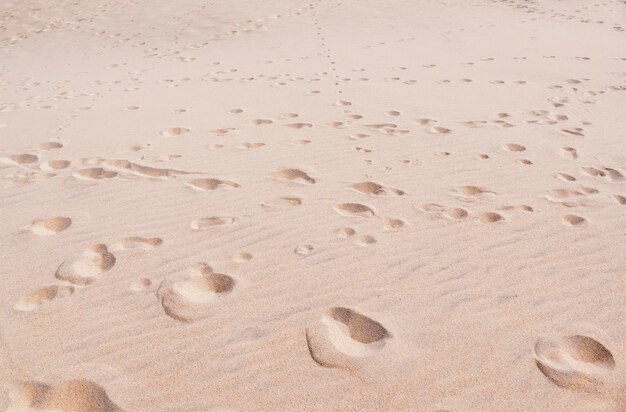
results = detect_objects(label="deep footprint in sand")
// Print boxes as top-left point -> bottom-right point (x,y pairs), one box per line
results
334,203 -> 376,218
29,216 -> 72,236
14,284 -> 75,312
306,307 -> 390,369
55,244 -> 116,286
8,379 -> 122,411
186,178 -> 240,191
534,335 -> 615,392
271,168 -> 316,184
190,216 -> 238,230
157,263 -> 236,322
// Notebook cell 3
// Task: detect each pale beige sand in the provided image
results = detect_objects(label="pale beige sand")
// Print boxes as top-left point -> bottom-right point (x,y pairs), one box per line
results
1,0 -> 625,410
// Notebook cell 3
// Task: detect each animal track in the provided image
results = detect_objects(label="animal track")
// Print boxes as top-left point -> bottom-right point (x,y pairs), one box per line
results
158,263 -> 236,322
534,335 -> 615,392
30,216 -> 71,235
55,244 -> 116,286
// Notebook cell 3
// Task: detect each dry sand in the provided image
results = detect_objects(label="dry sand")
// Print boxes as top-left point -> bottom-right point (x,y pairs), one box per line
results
1,0 -> 625,410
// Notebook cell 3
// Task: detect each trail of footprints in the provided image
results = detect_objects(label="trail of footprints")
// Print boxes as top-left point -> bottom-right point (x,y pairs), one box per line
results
6,51 -> 626,409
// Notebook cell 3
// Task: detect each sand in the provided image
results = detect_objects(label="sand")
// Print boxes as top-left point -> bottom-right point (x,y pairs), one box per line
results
1,0 -> 625,410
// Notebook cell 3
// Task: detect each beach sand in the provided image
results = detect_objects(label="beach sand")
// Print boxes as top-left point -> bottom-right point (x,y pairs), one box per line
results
1,0 -> 625,410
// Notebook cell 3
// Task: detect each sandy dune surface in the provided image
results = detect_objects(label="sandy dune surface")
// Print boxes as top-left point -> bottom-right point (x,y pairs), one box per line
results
1,0 -> 625,410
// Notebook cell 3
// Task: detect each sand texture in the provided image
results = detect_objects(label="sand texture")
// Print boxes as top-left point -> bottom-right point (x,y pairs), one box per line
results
1,0 -> 625,410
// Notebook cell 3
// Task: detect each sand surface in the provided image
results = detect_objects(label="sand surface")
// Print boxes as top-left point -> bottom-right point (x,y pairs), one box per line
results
1,0 -> 625,410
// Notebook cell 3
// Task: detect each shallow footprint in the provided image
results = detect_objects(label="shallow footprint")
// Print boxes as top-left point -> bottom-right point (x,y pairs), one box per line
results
30,216 -> 71,236
55,244 -> 116,286
334,203 -> 376,218
113,236 -> 163,251
186,178 -> 239,191
190,216 -> 238,230
14,284 -> 74,312
478,212 -> 504,224
157,263 -> 236,323
271,168 -> 315,184
161,127 -> 190,137
349,181 -> 404,197
534,335 -> 615,392
562,214 -> 586,226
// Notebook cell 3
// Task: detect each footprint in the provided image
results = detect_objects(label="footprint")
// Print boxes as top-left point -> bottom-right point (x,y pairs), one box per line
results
40,160 -> 71,170
36,141 -> 63,150
286,122 -> 313,129
190,216 -> 237,230
238,142 -> 265,150
478,212 -> 504,224
383,217 -> 407,231
233,251 -> 253,262
429,126 -> 452,135
260,196 -> 302,208
252,119 -> 273,125
307,307 -> 390,366
157,263 -> 236,323
613,194 -> 626,205
417,203 -> 446,213
503,143 -> 526,152
557,172 -> 576,182
334,203 -> 376,218
14,285 -> 74,312
271,168 -> 315,184
130,277 -> 152,292
349,181 -> 404,196
562,214 -> 586,226
8,379 -> 122,411
186,178 -> 239,191
355,235 -> 376,246
534,335 -> 615,392
559,147 -> 578,160
445,207 -> 468,220
74,168 -> 117,180
294,244 -> 314,256
30,216 -> 71,236
335,227 -> 356,239
5,154 -> 38,165
55,244 -> 116,286
456,185 -> 492,196
160,127 -> 190,137
113,236 -> 162,251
